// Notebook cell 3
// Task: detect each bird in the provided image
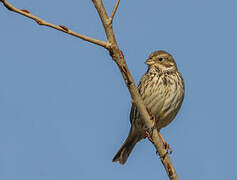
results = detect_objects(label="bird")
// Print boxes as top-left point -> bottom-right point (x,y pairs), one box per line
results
112,50 -> 185,164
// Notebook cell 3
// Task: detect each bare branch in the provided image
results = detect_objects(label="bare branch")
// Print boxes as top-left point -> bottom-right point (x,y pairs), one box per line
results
92,1 -> 179,179
109,0 -> 120,23
0,0 -> 108,48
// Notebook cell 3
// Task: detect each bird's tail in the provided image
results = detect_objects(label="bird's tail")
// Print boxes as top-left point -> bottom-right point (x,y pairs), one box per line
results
112,129 -> 140,165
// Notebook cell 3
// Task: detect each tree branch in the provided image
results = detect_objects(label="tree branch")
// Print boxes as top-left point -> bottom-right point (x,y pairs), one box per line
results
92,1 -> 179,179
0,0 -> 108,48
1,0 -> 179,179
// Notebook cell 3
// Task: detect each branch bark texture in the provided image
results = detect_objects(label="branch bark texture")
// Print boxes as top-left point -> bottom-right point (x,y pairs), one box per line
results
0,0 -> 179,179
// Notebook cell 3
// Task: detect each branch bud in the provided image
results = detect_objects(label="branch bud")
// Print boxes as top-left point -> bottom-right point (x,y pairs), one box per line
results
59,25 -> 69,32
21,9 -> 30,13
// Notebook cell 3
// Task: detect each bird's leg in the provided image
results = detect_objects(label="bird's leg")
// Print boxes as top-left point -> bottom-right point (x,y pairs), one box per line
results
158,132 -> 173,155
145,128 -> 154,143
145,107 -> 155,143
145,108 -> 173,155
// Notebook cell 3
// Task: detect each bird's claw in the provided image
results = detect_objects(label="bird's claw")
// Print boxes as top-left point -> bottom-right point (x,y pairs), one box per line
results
145,107 -> 156,143
145,125 -> 156,143
164,143 -> 173,154
156,132 -> 173,159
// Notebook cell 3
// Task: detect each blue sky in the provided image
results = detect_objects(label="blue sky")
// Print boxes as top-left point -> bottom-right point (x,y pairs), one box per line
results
0,0 -> 236,179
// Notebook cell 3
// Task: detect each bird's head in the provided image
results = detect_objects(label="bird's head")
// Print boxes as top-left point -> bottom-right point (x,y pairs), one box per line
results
145,50 -> 177,73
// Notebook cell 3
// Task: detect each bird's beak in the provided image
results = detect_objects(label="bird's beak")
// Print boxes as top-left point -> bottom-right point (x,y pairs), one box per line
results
145,58 -> 154,65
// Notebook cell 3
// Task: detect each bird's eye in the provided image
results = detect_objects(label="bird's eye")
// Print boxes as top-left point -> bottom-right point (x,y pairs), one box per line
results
158,58 -> 163,61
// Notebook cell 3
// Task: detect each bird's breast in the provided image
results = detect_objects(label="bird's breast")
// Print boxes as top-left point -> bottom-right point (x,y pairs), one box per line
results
141,72 -> 184,129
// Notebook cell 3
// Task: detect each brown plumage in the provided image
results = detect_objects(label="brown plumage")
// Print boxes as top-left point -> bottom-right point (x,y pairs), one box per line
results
112,50 -> 185,164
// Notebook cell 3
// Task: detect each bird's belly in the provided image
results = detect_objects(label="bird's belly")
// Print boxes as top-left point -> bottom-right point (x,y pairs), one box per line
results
146,80 -> 184,129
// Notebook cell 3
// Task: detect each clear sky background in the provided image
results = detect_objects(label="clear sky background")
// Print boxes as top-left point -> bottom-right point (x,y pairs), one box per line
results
0,0 -> 236,179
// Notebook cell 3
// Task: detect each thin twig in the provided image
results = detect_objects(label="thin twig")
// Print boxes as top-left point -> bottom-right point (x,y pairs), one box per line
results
0,0 -> 108,48
109,0 -> 120,24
